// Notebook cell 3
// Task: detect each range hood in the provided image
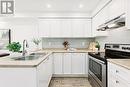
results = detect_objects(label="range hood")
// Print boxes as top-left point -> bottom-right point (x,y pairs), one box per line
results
97,14 -> 125,31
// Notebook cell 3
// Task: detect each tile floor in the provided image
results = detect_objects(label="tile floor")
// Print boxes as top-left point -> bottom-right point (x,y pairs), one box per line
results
49,77 -> 92,87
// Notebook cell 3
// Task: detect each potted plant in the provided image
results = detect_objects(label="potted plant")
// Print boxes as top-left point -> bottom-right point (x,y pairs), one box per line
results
7,42 -> 21,52
32,38 -> 41,50
95,41 -> 100,51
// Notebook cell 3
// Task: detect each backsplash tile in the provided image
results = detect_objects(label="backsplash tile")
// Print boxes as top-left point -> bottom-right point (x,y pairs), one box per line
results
42,38 -> 94,49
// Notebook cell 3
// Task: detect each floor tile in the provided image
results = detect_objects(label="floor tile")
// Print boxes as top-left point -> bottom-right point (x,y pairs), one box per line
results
49,77 -> 92,87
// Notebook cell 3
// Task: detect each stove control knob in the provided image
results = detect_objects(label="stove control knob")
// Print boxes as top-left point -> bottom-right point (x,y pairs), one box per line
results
128,47 -> 130,50
122,47 -> 126,50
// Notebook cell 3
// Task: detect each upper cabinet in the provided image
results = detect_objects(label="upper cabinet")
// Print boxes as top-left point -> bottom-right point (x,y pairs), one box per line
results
92,0 -> 126,37
108,0 -> 126,20
71,19 -> 92,37
92,5 -> 109,37
126,0 -> 130,29
39,19 -> 92,38
60,19 -> 72,37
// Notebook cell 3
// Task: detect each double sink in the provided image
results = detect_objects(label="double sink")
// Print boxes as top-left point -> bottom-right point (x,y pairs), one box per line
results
11,53 -> 47,61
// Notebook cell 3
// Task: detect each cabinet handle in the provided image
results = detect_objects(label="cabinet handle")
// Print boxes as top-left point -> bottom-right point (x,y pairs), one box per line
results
47,57 -> 49,60
116,70 -> 119,73
116,80 -> 119,83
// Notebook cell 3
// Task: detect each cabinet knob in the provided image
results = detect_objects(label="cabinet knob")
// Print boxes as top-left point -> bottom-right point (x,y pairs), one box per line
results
116,70 -> 119,73
116,80 -> 119,83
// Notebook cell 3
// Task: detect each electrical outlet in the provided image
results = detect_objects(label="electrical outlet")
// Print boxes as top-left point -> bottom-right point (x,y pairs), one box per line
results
82,42 -> 85,46
49,42 -> 51,46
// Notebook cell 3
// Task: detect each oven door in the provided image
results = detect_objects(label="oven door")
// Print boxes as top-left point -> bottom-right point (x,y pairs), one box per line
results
88,55 -> 106,87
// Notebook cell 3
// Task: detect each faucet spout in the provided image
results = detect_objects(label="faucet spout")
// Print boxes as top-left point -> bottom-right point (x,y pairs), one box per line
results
22,40 -> 29,56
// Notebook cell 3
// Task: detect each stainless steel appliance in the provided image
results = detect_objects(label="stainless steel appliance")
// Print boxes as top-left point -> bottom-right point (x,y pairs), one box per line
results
97,14 -> 125,31
88,44 -> 130,87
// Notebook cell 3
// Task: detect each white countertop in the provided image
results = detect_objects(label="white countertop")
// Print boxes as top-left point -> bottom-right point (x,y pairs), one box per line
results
0,49 -> 105,67
0,52 -> 52,67
108,59 -> 130,70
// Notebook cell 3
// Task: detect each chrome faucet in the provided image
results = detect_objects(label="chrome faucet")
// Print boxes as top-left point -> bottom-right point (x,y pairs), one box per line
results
22,40 -> 29,56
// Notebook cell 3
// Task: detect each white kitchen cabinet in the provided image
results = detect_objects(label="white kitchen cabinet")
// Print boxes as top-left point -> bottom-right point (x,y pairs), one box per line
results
108,62 -> 130,87
92,13 -> 108,37
84,20 -> 92,37
37,56 -> 52,87
60,19 -> 72,37
53,53 -> 88,75
92,3 -> 110,37
38,19 -> 92,38
85,53 -> 89,75
53,53 -> 63,74
108,0 -> 126,20
63,53 -> 72,74
38,19 -> 50,37
0,68 -> 37,87
71,19 -> 84,37
37,58 -> 48,87
71,19 -> 92,37
0,55 -> 52,87
50,20 -> 61,37
126,0 -> 130,29
71,53 -> 86,74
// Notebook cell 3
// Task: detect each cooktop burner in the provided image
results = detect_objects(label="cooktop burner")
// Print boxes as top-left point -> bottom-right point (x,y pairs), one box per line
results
89,44 -> 130,62
89,52 -> 130,62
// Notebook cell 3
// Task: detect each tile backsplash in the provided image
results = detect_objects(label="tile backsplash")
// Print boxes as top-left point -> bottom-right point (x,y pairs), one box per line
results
42,38 -> 94,49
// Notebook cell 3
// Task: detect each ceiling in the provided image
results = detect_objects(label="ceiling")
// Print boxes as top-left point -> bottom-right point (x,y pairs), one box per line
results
15,0 -> 102,14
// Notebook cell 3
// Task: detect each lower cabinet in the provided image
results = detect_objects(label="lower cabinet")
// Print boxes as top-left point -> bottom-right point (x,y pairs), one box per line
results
63,53 -> 72,74
71,53 -> 86,74
0,53 -> 88,87
0,68 -> 37,87
53,53 -> 63,74
0,55 -> 52,87
53,53 -> 88,75
108,62 -> 130,87
37,55 -> 53,87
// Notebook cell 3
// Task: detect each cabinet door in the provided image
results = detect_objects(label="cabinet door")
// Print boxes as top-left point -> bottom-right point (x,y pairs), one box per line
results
83,19 -> 92,37
60,19 -> 72,37
39,19 -> 50,37
46,56 -> 53,85
126,0 -> 130,29
71,19 -> 92,37
0,68 -> 37,87
37,58 -> 49,87
50,20 -> 61,37
71,19 -> 85,37
48,55 -> 53,77
92,13 -> 108,37
108,0 -> 125,19
53,53 -> 63,74
63,53 -> 71,74
85,54 -> 89,75
71,53 -> 86,74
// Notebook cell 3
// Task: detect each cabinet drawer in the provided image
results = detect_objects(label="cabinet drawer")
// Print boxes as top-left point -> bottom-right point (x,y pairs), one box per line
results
108,62 -> 130,83
108,72 -> 130,87
108,73 -> 117,87
116,75 -> 130,87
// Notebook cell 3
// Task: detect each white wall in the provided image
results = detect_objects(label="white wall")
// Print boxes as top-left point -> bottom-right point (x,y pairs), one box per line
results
96,27 -> 130,49
0,17 -> 39,50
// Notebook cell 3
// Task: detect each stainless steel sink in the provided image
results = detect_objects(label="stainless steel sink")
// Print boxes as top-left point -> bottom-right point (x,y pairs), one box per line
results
11,53 -> 47,61
30,53 -> 47,56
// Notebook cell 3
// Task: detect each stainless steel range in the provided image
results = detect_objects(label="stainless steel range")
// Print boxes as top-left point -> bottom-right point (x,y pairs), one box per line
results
88,44 -> 130,87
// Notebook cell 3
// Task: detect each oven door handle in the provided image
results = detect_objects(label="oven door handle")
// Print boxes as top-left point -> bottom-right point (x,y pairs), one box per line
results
89,55 -> 106,65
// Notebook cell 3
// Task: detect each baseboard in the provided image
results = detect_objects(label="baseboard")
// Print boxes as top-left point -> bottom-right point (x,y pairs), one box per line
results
52,74 -> 88,77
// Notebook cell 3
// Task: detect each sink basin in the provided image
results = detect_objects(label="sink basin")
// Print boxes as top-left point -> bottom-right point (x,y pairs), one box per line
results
11,52 -> 47,61
30,53 -> 47,56
12,55 -> 41,60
